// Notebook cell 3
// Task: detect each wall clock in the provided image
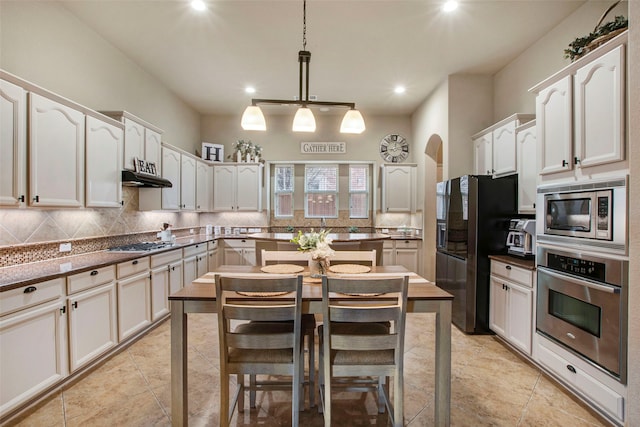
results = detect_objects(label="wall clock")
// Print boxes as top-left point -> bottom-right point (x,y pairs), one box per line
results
379,134 -> 409,163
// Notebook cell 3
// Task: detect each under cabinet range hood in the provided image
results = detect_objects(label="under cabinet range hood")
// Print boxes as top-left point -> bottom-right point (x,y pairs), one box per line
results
121,170 -> 173,188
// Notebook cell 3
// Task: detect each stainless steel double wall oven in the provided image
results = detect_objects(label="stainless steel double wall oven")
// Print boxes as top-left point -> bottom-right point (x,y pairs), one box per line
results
536,177 -> 629,382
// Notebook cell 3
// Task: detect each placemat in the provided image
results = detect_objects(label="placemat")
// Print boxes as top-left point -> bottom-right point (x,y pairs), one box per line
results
260,264 -> 305,274
236,291 -> 291,297
329,264 -> 371,274
338,292 -> 385,297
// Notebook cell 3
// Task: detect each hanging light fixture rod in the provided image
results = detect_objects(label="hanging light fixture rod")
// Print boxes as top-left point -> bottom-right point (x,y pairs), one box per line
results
240,0 -> 365,133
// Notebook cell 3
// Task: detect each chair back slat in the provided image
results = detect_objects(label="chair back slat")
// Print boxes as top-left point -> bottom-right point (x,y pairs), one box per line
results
261,249 -> 311,266
331,334 -> 398,351
224,304 -> 296,322
329,250 -> 377,266
329,305 -> 399,323
227,333 -> 295,349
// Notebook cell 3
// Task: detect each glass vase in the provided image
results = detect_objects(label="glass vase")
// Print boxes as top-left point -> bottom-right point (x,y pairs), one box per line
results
309,257 -> 330,278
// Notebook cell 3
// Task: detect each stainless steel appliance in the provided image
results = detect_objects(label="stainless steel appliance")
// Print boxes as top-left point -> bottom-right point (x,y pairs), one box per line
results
536,177 -> 627,254
506,218 -> 535,258
436,174 -> 517,333
536,245 -> 628,382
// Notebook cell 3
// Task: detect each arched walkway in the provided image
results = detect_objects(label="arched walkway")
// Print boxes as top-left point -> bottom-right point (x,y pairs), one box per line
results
422,134 -> 443,281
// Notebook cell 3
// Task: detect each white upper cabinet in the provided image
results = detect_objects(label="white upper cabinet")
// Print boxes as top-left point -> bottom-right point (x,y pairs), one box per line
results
85,116 -> 123,207
29,93 -> 84,207
180,154 -> 196,210
196,159 -> 211,211
531,32 -> 627,183
100,111 -> 163,171
0,79 -> 27,207
160,146 -> 181,210
516,120 -> 538,213
574,45 -> 625,168
381,164 -> 416,213
212,163 -> 262,212
471,114 -> 535,178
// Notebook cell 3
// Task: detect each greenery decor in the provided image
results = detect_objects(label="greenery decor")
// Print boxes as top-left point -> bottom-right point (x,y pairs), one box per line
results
564,14 -> 627,62
291,229 -> 335,260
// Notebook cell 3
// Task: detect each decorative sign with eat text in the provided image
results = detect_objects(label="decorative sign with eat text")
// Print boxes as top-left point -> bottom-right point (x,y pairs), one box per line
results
202,142 -> 224,162
300,142 -> 346,154
134,157 -> 158,176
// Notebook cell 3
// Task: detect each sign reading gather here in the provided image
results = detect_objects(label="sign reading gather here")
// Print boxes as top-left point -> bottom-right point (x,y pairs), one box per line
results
300,142 -> 346,154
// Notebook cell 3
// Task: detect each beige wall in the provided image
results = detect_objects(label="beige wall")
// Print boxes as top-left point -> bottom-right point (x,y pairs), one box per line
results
0,1 -> 201,153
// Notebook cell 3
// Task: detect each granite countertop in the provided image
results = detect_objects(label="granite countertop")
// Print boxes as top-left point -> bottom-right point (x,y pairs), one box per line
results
488,254 -> 536,270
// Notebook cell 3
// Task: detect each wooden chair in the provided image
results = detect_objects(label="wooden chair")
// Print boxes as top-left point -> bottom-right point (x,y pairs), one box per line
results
260,249 -> 317,407
215,274 -> 304,426
329,250 -> 377,266
318,275 -> 409,427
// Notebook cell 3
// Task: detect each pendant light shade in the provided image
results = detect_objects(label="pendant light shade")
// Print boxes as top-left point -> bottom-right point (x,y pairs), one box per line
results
340,109 -> 366,134
241,105 -> 267,131
292,107 -> 316,132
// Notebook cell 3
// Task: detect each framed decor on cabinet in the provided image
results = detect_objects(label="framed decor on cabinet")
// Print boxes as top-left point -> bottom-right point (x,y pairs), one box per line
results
202,142 -> 224,162
134,157 -> 158,176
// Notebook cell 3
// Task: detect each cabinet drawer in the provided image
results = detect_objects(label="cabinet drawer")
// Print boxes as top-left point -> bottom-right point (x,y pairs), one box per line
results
1,278 -> 65,317
67,266 -> 115,295
491,260 -> 533,287
223,238 -> 254,249
183,243 -> 207,258
116,257 -> 150,279
150,249 -> 182,268
394,240 -> 419,249
537,342 -> 624,420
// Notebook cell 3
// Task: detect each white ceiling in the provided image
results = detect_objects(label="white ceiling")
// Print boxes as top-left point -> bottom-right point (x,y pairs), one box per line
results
61,0 -> 585,116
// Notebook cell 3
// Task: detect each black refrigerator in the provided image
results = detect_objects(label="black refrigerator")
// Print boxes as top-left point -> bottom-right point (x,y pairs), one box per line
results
435,174 -> 517,334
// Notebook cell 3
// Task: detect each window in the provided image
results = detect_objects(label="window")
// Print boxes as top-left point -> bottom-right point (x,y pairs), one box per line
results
349,165 -> 369,218
274,165 -> 294,217
305,165 -> 338,218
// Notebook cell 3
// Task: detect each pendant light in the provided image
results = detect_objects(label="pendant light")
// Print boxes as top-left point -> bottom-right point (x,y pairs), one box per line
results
240,0 -> 365,134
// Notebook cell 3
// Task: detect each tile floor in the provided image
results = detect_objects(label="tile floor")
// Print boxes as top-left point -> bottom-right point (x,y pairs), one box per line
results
8,314 -> 609,426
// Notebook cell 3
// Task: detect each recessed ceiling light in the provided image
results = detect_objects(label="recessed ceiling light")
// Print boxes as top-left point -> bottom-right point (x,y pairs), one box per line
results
394,86 -> 406,94
245,87 -> 256,94
443,1 -> 459,12
190,0 -> 206,12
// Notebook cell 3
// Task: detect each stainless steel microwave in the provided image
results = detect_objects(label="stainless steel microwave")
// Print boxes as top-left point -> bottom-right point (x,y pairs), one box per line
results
536,177 -> 627,253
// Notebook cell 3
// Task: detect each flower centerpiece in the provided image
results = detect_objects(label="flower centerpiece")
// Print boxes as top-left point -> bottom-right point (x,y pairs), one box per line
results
291,229 -> 334,277
230,139 -> 253,162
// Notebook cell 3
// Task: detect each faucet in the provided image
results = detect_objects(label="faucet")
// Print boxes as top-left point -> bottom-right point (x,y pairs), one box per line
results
320,217 -> 327,229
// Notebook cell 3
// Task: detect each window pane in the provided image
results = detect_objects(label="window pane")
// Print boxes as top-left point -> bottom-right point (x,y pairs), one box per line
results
350,193 -> 368,218
349,166 -> 367,191
305,166 -> 337,192
306,193 -> 336,217
275,165 -> 294,192
275,193 -> 293,217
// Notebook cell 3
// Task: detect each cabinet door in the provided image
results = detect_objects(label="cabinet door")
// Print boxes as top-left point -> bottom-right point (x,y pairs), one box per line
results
236,164 -> 261,211
85,116 -> 123,207
161,147 -> 181,210
208,249 -> 219,271
122,118 -> 144,170
223,247 -> 244,266
492,121 -> 517,177
0,79 -> 27,207
473,134 -> 492,175
183,255 -> 198,286
29,93 -> 84,207
507,283 -> 533,354
68,283 -> 117,371
196,254 -> 208,276
144,128 -> 162,168
382,165 -> 415,212
574,45 -> 625,168
196,160 -> 211,211
242,248 -> 257,267
150,266 -> 170,321
489,277 -> 508,337
395,248 -> 418,273
212,164 -> 237,211
180,155 -> 196,210
117,272 -> 151,341
537,75 -> 573,175
0,300 -> 68,415
168,260 -> 183,294
516,123 -> 538,213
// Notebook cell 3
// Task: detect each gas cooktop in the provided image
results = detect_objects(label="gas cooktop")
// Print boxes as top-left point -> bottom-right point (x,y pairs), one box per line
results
108,242 -> 175,253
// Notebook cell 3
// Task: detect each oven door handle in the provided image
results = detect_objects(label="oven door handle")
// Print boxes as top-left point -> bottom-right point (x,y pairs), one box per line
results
539,267 -> 620,294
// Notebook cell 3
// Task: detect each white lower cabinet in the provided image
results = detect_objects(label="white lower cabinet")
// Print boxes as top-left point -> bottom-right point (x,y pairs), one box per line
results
222,239 -> 256,266
207,240 -> 220,271
150,249 -> 182,320
489,260 -> 534,355
183,243 -> 208,285
382,239 -> 421,275
116,258 -> 151,341
67,283 -> 117,371
0,294 -> 68,415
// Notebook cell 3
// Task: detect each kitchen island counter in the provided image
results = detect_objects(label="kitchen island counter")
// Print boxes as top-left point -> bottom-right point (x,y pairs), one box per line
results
247,232 -> 391,242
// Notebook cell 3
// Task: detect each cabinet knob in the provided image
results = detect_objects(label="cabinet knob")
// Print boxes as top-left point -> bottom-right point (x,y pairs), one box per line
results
574,157 -> 580,165
18,195 -> 25,202
566,365 -> 577,374
72,301 -> 78,309
505,265 -> 511,270
90,270 -> 99,276
562,160 -> 568,167
132,260 -> 138,265
24,286 -> 37,294
33,195 -> 40,202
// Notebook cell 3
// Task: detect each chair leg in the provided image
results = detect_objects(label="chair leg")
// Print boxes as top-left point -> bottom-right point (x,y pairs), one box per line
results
220,371 -> 230,427
308,331 -> 316,407
378,376 -> 386,413
249,374 -> 257,408
238,374 -> 245,413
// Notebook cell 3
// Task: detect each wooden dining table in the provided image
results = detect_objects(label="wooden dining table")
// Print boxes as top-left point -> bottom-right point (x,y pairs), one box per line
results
169,265 -> 453,426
